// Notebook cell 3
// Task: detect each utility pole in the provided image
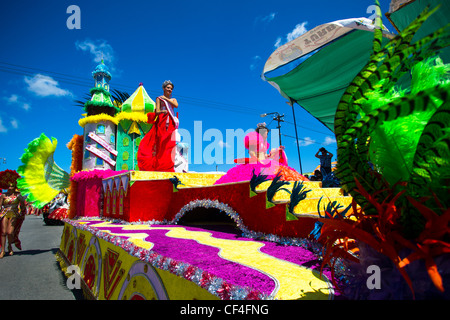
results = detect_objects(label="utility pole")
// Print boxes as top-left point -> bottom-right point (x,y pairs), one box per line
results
287,99 -> 303,174
260,112 -> 284,147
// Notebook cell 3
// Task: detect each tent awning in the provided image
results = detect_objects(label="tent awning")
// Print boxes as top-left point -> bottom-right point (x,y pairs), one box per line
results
386,0 -> 450,63
262,18 -> 395,132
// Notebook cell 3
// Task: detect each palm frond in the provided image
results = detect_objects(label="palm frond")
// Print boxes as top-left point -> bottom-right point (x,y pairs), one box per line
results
288,181 -> 311,213
169,175 -> 184,190
321,171 -> 341,188
249,168 -> 269,192
111,89 -> 130,105
266,172 -> 291,203
73,93 -> 93,108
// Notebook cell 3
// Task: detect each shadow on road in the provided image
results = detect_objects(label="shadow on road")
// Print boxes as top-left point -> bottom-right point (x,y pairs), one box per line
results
13,248 -> 59,256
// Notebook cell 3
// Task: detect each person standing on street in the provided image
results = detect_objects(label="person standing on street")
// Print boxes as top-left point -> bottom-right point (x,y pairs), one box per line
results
0,183 -> 26,258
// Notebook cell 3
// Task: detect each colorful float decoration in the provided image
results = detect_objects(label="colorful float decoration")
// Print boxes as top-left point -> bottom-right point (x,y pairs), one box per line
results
15,0 -> 450,300
15,59 -> 351,299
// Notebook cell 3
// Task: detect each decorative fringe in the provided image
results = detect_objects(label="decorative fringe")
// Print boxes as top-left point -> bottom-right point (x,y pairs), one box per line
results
89,87 -> 112,98
78,113 -> 117,128
115,111 -> 148,123
78,112 -> 150,129
67,135 -> 84,219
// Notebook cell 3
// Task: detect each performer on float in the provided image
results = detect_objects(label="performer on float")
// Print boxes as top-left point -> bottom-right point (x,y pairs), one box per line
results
214,123 -> 309,184
245,123 -> 288,167
138,80 -> 179,172
0,182 -> 26,258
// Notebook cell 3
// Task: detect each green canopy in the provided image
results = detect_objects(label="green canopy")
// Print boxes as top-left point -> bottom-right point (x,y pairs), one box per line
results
262,1 -> 449,133
386,0 -> 450,63
263,18 -> 395,132
262,18 -> 394,132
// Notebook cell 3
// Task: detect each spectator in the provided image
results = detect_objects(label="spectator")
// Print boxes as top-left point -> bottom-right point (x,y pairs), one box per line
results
310,170 -> 323,181
315,147 -> 333,176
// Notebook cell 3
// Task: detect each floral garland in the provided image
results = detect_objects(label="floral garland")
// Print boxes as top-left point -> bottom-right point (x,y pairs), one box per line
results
64,218 -> 268,300
67,197 -> 350,295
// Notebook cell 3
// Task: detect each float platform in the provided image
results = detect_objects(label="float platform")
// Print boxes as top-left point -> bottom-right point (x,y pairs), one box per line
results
57,218 -> 336,300
59,170 -> 353,300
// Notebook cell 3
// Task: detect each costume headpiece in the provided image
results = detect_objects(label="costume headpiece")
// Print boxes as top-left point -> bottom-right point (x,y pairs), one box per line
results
0,169 -> 20,190
256,122 -> 269,132
162,80 -> 174,89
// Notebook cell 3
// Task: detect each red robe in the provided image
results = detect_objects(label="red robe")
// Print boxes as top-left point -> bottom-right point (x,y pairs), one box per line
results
137,99 -> 178,172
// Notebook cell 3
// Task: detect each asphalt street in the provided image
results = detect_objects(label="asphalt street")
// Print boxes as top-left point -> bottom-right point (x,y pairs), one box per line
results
0,215 -> 84,300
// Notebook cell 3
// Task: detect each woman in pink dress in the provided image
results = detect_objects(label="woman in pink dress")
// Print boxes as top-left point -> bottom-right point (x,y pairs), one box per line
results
214,123 -> 308,184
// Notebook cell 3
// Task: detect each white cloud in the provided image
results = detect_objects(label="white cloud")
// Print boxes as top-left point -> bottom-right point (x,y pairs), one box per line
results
275,21 -> 308,48
10,118 -> 18,129
0,115 -> 19,132
255,12 -> 277,25
287,22 -> 308,42
24,74 -> 72,97
297,136 -> 315,147
323,136 -> 336,145
0,117 -> 7,133
75,39 -> 119,75
274,37 -> 282,48
7,94 -> 18,103
4,94 -> 31,110
250,55 -> 261,71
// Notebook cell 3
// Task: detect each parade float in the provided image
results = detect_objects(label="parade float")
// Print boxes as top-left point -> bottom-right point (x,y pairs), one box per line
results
14,59 -> 351,300
14,0 -> 450,300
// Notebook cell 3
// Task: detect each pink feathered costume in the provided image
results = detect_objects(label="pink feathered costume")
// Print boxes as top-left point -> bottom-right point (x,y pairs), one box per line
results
214,131 -> 308,185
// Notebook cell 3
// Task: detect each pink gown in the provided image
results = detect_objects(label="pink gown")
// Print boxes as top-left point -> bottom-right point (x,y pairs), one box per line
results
214,132 -> 308,185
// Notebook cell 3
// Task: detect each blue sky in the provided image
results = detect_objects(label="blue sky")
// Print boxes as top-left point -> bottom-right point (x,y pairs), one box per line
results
0,0 -> 394,176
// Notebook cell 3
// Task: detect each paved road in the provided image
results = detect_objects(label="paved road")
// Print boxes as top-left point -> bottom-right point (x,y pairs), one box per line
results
0,215 -> 84,300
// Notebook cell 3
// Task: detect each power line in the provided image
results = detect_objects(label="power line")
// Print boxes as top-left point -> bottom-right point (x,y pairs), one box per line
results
0,62 -> 261,114
0,61 -> 260,109
0,64 -> 260,116
281,134 -> 325,146
0,61 -> 92,82
0,60 -> 335,133
283,119 -> 332,136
